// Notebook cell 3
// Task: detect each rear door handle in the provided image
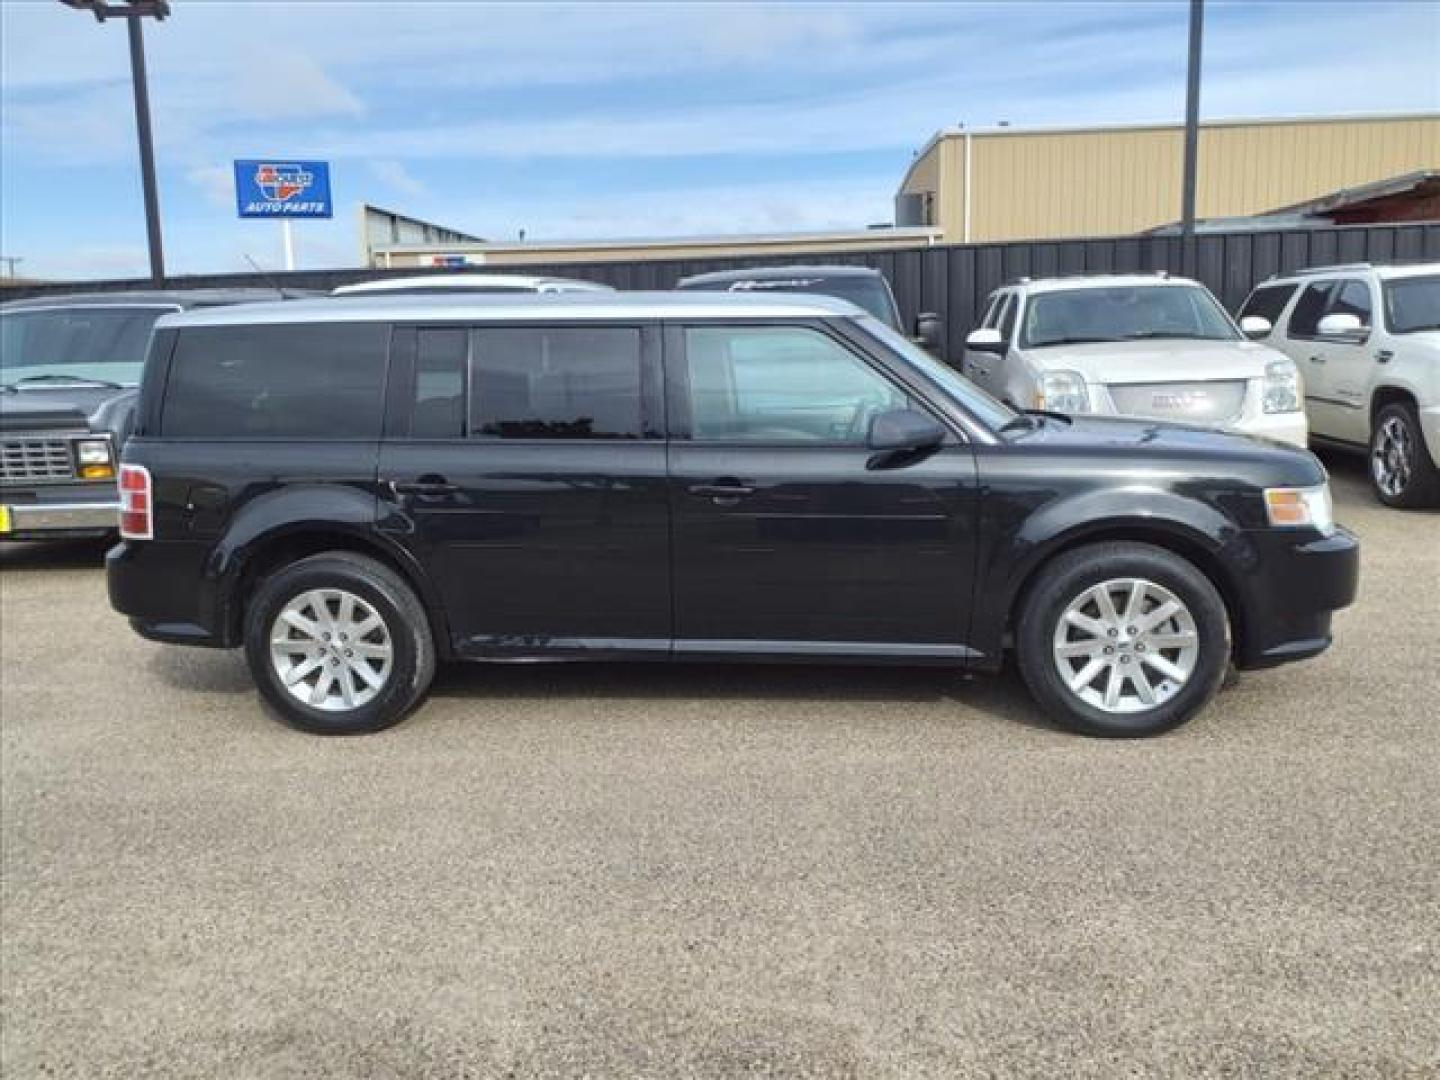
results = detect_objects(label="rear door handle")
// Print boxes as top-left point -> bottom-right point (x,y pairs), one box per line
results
1308,355 -> 1326,365
689,481 -> 756,502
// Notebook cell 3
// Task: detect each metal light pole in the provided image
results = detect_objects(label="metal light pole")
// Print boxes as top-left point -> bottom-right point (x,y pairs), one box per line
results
1180,0 -> 1205,277
59,1 -> 170,286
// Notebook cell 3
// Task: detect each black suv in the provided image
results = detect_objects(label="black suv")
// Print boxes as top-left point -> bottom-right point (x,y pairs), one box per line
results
1,289 -> 278,541
107,292 -> 1359,737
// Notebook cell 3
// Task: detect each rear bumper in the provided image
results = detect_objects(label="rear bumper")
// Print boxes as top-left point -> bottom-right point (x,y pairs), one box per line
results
0,487 -> 118,540
1234,526 -> 1360,670
107,539 -> 232,648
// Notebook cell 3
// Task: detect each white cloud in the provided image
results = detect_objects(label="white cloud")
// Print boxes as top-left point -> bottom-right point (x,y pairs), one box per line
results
367,159 -> 427,199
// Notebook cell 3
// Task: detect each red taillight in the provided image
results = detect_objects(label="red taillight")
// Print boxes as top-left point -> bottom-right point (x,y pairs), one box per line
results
118,464 -> 153,539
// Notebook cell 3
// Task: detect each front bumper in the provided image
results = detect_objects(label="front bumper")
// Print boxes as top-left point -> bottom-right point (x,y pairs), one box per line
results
1233,525 -> 1360,670
1230,410 -> 1309,450
0,488 -> 119,540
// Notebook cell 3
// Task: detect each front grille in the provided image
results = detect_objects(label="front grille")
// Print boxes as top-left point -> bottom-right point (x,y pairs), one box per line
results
0,437 -> 76,483
1106,380 -> 1247,424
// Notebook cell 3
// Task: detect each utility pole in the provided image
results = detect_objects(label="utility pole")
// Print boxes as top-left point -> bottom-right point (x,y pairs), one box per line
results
0,256 -> 23,279
58,1 -> 170,286
1180,0 -> 1204,278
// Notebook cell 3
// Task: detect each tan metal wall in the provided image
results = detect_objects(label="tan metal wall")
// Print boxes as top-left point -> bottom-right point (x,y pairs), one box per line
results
899,115 -> 1440,244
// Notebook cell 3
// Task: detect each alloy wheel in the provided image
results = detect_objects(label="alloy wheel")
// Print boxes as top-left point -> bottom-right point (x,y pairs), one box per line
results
1372,415 -> 1413,499
269,588 -> 394,712
1052,577 -> 1200,714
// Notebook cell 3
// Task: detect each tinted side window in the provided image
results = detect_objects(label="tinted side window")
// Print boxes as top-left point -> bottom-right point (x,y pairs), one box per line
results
1287,282 -> 1334,338
1239,283 -> 1298,328
683,325 -> 907,443
470,327 -> 642,439
1328,280 -> 1373,328
163,323 -> 387,438
411,328 -> 468,438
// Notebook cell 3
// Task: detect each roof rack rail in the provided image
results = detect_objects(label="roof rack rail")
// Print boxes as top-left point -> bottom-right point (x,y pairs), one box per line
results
1295,262 -> 1373,275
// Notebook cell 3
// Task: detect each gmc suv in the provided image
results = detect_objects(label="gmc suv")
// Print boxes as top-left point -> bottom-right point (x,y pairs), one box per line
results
107,293 -> 1359,738
1239,263 -> 1440,508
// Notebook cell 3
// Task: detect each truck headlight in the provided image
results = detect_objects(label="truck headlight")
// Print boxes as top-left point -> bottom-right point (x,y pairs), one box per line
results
1037,370 -> 1089,414
1263,359 -> 1301,414
75,438 -> 112,465
1264,483 -> 1334,535
74,437 -> 114,480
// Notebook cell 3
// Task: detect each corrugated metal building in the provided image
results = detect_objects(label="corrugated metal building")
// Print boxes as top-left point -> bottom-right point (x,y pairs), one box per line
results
366,226 -> 940,269
895,112 -> 1440,244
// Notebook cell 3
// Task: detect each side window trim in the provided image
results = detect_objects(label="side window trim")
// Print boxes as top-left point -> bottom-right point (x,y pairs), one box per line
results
663,318 -> 929,446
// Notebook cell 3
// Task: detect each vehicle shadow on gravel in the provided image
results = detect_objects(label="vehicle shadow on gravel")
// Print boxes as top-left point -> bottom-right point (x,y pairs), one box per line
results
0,538 -> 112,571
427,659 -> 1058,733
147,647 -> 255,696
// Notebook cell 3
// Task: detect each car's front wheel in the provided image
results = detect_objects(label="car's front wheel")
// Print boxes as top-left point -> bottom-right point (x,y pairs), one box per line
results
1370,401 -> 1440,509
244,551 -> 436,735
1016,543 -> 1230,737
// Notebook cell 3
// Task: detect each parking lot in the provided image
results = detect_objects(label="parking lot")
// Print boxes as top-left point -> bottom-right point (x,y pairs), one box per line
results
0,450 -> 1435,1077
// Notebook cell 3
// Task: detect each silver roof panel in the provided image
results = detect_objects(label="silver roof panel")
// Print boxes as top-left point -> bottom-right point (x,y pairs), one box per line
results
154,290 -> 865,329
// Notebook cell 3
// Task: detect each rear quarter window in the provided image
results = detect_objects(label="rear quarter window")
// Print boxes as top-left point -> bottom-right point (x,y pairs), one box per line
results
162,323 -> 388,438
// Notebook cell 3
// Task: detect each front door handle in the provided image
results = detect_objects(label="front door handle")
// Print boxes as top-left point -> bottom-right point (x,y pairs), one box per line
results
1308,355 -> 1326,365
689,480 -> 756,503
389,479 -> 459,497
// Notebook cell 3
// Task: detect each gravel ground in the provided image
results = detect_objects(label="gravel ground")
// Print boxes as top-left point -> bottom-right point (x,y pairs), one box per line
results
2,451 -> 1437,1078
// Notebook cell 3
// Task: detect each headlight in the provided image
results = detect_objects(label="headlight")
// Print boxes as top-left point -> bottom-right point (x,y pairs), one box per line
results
1262,358 -> 1301,414
1264,483 -> 1334,535
75,438 -> 112,465
1037,370 -> 1089,414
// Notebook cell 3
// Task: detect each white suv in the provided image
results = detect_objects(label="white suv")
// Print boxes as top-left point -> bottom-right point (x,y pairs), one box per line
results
1239,263 -> 1439,507
962,275 -> 1306,447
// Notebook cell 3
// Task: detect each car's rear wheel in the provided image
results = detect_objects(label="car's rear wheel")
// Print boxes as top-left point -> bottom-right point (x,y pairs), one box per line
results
1016,543 -> 1229,737
244,551 -> 435,734
1370,401 -> 1440,509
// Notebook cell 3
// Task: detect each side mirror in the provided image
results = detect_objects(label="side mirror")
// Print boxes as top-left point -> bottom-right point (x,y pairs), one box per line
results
965,327 -> 1006,354
913,312 -> 943,351
1317,312 -> 1365,339
1239,315 -> 1272,340
867,408 -> 946,468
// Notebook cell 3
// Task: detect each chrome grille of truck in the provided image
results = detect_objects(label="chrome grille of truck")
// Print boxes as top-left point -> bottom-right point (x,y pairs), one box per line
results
0,437 -> 76,483
1107,380 -> 1247,424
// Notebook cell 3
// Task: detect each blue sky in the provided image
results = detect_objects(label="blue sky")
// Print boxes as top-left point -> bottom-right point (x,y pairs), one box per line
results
2,0 -> 1437,280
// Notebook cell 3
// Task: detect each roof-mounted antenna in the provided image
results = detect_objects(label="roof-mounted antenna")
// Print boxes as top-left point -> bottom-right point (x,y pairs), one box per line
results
242,252 -> 303,300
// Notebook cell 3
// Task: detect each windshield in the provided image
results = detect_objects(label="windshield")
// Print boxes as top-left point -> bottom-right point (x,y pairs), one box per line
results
689,276 -> 902,328
1020,285 -> 1239,347
857,315 -> 1017,431
1384,275 -> 1440,334
0,305 -> 171,387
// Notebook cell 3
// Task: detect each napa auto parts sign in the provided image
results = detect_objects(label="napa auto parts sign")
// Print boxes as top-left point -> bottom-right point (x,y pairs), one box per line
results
233,159 -> 333,218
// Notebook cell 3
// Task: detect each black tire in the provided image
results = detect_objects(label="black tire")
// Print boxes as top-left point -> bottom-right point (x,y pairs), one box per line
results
1016,542 -> 1230,738
1370,401 -> 1440,509
243,551 -> 436,735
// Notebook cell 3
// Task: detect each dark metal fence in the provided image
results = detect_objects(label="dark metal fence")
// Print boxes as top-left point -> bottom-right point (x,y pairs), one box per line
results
6,222 -> 1437,364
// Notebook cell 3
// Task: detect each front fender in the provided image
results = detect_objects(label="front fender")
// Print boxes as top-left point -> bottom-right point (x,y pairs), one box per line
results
967,484 -> 1254,667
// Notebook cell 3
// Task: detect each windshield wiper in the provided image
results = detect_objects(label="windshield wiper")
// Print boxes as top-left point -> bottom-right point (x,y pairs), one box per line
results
10,374 -> 124,390
1030,336 -> 1119,347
